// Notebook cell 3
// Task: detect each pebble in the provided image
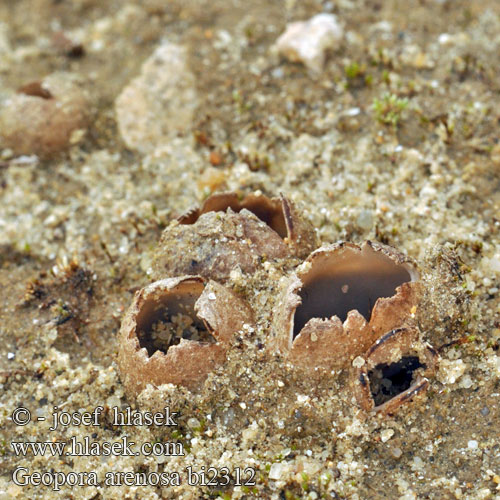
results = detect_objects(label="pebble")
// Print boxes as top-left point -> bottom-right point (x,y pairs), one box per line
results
274,14 -> 344,73
459,374 -> 473,389
269,462 -> 288,480
381,428 -> 394,442
115,41 -> 198,152
486,255 -> 500,273
356,210 -> 373,230
480,406 -> 490,416
352,356 -> 365,368
468,440 -> 478,450
437,359 -> 466,384
187,417 -> 201,429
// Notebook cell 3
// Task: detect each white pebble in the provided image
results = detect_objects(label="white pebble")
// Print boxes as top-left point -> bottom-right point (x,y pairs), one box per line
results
356,210 -> 373,230
187,417 -> 201,429
352,356 -> 365,368
381,428 -> 394,442
468,440 -> 478,450
274,14 -> 344,73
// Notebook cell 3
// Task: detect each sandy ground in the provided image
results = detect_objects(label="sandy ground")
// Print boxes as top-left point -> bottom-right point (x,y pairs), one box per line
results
0,0 -> 499,499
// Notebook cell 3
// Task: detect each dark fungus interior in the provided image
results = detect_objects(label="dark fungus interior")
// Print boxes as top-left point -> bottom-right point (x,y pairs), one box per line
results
135,281 -> 215,356
17,81 -> 53,99
293,245 -> 414,337
368,356 -> 425,406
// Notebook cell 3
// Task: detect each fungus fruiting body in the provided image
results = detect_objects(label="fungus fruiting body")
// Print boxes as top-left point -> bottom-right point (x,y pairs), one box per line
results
352,326 -> 438,414
152,192 -> 318,282
119,193 -> 439,415
273,241 -> 421,370
117,276 -> 253,396
0,72 -> 90,157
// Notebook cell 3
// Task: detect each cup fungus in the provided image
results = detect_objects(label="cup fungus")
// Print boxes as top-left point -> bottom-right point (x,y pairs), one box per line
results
351,327 -> 438,414
0,72 -> 90,157
272,241 -> 421,370
117,276 -> 254,396
152,192 -> 318,282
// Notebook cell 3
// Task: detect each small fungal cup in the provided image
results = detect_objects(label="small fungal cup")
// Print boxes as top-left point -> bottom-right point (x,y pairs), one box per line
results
117,276 -> 253,396
152,192 -> 318,282
352,326 -> 438,414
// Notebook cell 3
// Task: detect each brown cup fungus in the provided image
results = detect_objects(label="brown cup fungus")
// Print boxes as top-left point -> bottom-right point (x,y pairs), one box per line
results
351,327 -> 438,415
117,276 -> 253,396
152,192 -> 318,282
0,72 -> 90,157
272,241 -> 421,370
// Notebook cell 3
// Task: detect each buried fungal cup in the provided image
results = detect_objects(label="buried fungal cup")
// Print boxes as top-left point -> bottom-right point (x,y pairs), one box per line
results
0,72 -> 90,157
351,326 -> 438,415
117,276 -> 253,396
272,241 -> 422,370
152,192 -> 318,282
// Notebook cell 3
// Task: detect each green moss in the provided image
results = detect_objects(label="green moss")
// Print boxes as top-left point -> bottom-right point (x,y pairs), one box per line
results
301,472 -> 309,491
345,62 -> 362,80
372,93 -> 409,129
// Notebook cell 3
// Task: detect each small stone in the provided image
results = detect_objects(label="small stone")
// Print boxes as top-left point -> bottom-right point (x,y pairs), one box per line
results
411,456 -> 424,470
7,352 -> 15,360
381,428 -> 394,442
187,417 -> 201,429
269,462 -> 286,481
274,14 -> 343,73
356,210 -> 373,230
437,359 -> 466,384
480,406 -> 490,416
459,375 -> 473,389
106,396 -> 121,408
345,107 -> 361,116
485,255 -> 500,274
209,151 -> 222,166
115,41 -> 198,152
352,356 -> 365,368
467,440 -> 478,450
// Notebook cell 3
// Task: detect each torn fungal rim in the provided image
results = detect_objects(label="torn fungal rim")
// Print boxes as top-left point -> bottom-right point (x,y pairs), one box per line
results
177,191 -> 318,256
117,275 -> 253,395
352,326 -> 438,414
273,240 -> 421,370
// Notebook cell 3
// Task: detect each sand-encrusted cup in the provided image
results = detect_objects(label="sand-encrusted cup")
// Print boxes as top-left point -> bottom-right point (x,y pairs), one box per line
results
351,326 -> 438,415
152,192 -> 318,282
272,241 -> 421,370
0,72 -> 90,157
117,276 -> 254,396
